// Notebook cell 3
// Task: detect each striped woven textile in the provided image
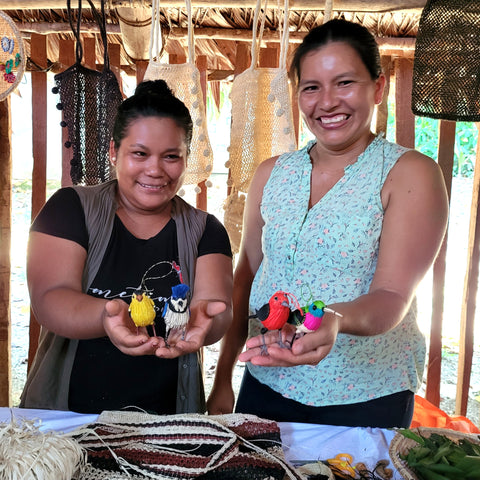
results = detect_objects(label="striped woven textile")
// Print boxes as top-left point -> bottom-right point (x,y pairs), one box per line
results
72,411 -> 307,480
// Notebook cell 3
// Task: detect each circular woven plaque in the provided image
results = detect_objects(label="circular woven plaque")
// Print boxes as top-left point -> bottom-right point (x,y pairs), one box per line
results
0,10 -> 25,102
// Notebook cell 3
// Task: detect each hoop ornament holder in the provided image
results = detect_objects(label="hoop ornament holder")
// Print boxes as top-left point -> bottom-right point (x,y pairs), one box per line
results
0,10 -> 25,102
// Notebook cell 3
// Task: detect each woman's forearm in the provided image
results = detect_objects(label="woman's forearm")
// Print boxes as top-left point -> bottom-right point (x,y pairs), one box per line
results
30,287 -> 108,339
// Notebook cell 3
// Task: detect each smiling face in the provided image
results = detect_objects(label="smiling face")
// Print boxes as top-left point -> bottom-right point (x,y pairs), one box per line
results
111,116 -> 187,216
297,41 -> 385,154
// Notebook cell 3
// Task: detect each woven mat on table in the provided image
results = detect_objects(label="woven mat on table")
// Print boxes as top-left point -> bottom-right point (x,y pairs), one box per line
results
71,411 -> 321,480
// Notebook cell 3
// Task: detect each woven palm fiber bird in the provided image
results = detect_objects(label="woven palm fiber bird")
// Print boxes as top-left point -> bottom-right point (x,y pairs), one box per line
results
162,283 -> 190,346
288,299 -> 343,335
249,291 -> 299,354
129,290 -> 157,336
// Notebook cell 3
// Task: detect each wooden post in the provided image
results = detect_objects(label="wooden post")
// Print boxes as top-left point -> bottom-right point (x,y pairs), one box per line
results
59,38 -> 75,188
196,55 -> 208,211
425,120 -> 455,406
288,44 -> 300,146
375,56 -> 392,136
456,126 -> 480,417
28,33 -> 49,369
0,96 -> 12,406
136,59 -> 149,84
394,58 -> 415,148
108,43 -> 123,92
84,36 -> 97,69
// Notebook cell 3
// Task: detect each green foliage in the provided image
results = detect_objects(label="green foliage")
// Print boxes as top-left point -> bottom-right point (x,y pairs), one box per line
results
398,430 -> 480,480
386,100 -> 477,179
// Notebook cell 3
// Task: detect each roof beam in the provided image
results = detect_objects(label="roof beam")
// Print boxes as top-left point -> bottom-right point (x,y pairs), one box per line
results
16,21 -> 416,53
2,1 -> 427,12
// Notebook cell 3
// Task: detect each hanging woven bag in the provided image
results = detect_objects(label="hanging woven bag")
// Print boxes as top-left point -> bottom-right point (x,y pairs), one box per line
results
224,0 -> 296,253
412,0 -> 480,121
143,0 -> 213,186
53,0 -> 123,185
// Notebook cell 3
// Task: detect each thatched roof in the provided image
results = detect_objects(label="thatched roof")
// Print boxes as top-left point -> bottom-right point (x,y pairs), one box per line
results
4,1 -> 423,76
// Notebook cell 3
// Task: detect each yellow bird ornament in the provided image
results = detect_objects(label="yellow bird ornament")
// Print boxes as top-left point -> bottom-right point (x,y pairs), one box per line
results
129,290 -> 157,336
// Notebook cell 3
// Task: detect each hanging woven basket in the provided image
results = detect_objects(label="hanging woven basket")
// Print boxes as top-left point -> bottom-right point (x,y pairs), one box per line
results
412,0 -> 480,121
0,10 -> 25,102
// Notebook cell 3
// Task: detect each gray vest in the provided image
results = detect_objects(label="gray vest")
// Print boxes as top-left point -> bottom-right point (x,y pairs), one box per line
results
21,180 -> 207,413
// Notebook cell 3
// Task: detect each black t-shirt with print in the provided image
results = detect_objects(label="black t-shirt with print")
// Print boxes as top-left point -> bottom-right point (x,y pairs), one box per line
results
31,187 -> 232,414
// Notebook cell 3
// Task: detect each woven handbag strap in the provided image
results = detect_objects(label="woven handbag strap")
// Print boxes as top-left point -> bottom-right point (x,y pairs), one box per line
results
86,0 -> 110,70
149,0 -> 195,63
249,0 -> 290,70
66,0 -> 111,70
66,0 -> 83,64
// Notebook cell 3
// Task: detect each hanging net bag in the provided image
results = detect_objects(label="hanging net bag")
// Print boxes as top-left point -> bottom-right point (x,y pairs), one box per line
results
224,0 -> 296,253
144,0 -> 213,186
412,0 -> 480,121
0,10 -> 25,102
53,0 -> 123,185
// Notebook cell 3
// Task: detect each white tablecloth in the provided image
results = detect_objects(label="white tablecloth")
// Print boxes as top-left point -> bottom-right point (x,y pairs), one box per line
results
0,407 -> 401,478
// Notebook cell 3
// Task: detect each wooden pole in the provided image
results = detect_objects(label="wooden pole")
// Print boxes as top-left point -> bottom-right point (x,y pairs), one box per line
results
59,39 -> 75,188
375,55 -> 391,136
136,60 -> 148,84
28,33 -> 48,369
0,96 -> 12,407
394,58 -> 415,149
425,120 -> 455,406
456,126 -> 480,417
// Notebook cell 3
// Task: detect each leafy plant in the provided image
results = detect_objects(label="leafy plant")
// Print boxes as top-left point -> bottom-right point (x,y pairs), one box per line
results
386,100 -> 477,179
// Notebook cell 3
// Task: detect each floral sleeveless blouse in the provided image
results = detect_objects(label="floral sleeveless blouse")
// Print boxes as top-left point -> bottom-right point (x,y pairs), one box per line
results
247,135 -> 426,406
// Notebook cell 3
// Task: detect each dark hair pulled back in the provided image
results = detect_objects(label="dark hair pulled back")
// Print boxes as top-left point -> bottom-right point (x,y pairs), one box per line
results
112,79 -> 193,152
291,19 -> 382,86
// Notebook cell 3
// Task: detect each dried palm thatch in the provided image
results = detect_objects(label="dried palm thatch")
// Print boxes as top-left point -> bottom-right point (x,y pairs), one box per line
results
7,6 -> 421,75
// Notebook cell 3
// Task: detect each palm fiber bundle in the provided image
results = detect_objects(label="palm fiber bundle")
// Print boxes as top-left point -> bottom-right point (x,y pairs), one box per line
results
0,413 -> 86,480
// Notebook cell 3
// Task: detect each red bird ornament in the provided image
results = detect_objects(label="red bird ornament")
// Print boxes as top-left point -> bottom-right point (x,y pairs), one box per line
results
249,291 -> 300,354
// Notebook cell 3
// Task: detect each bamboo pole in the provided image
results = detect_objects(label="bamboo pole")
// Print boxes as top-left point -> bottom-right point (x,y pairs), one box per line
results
2,1 -> 428,12
0,96 -> 12,407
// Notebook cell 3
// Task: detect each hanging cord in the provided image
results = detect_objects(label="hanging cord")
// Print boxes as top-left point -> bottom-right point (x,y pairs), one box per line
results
67,0 -> 83,64
277,0 -> 289,69
148,0 -> 162,62
185,0 -> 194,64
324,0 -> 333,23
249,0 -> 269,71
86,0 -> 110,70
